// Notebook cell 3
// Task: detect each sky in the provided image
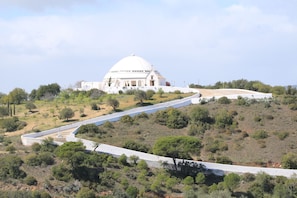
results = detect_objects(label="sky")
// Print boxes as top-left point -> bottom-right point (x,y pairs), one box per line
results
0,0 -> 297,94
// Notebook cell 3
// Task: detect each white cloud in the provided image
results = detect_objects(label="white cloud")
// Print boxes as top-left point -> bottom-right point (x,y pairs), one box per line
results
0,0 -> 97,11
0,0 -> 297,93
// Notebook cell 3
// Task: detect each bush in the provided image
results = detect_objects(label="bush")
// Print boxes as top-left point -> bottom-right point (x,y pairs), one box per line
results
52,164 -> 72,182
123,140 -> 149,153
126,186 -> 139,198
289,103 -> 297,110
183,176 -> 194,185
90,102 -> 99,110
218,96 -> 231,104
254,116 -> 262,122
24,176 -> 38,186
25,154 -> 41,166
275,131 -> 289,140
134,112 -> 149,120
120,115 -> 134,125
252,130 -> 268,140
281,152 -> 297,169
215,109 -> 233,129
1,117 -> 27,132
119,154 -> 128,166
103,121 -> 114,129
216,156 -> 232,164
146,90 -> 155,100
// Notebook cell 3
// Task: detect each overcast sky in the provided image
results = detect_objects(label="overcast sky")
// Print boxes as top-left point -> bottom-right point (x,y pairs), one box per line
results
0,0 -> 297,94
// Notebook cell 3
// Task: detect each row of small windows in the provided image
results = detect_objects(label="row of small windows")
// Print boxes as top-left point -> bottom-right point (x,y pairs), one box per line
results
111,70 -> 151,73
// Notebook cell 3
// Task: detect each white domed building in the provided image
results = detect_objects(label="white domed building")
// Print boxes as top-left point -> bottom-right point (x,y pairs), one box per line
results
80,54 -> 168,93
102,54 -> 166,92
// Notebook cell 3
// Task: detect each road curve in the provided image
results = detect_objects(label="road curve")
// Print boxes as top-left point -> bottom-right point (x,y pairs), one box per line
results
21,89 -> 296,178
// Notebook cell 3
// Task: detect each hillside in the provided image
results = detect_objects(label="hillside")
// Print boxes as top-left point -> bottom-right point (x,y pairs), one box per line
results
1,89 -> 297,197
78,94 -> 297,167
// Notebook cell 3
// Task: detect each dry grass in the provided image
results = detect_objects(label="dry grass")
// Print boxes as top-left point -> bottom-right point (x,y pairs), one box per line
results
79,98 -> 297,167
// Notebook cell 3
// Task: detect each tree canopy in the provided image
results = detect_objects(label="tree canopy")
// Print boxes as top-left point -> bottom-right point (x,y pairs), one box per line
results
153,136 -> 202,160
59,107 -> 74,121
107,98 -> 119,111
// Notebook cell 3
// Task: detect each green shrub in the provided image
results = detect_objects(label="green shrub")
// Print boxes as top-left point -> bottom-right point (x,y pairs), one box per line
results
90,102 -> 99,110
289,103 -> 297,110
216,156 -> 232,164
103,121 -> 114,129
254,116 -> 262,122
274,131 -> 289,140
52,164 -> 72,182
123,140 -> 149,153
126,186 -> 139,198
252,130 -> 268,140
24,176 -> 38,186
183,176 -> 194,185
119,154 -> 128,166
218,96 -> 231,104
120,115 -> 134,125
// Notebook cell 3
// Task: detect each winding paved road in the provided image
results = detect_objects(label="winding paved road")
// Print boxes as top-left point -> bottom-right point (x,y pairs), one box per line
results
22,89 -> 297,177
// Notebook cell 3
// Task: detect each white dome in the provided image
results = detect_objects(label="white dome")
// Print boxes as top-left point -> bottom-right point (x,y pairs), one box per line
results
103,55 -> 153,80
110,55 -> 153,72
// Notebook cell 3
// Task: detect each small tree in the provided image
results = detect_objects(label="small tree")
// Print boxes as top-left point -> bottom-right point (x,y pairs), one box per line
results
59,107 -> 74,121
25,102 -> 37,113
107,98 -> 119,111
146,90 -> 155,100
157,88 -> 164,98
134,90 -> 147,106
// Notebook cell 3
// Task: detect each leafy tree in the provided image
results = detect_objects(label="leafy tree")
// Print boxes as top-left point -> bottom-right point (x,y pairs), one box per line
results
25,102 -> 37,112
55,141 -> 86,168
281,152 -> 297,169
153,136 -> 202,168
107,98 -> 119,111
8,88 -> 28,104
59,107 -> 74,121
223,173 -> 240,192
134,90 -> 147,105
89,89 -> 105,100
36,83 -> 61,100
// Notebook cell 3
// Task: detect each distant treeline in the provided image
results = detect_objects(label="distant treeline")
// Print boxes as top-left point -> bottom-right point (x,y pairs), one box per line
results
189,79 -> 297,95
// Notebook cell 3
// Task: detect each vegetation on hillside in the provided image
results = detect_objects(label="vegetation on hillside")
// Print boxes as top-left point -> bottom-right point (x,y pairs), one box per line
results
1,79 -> 297,197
